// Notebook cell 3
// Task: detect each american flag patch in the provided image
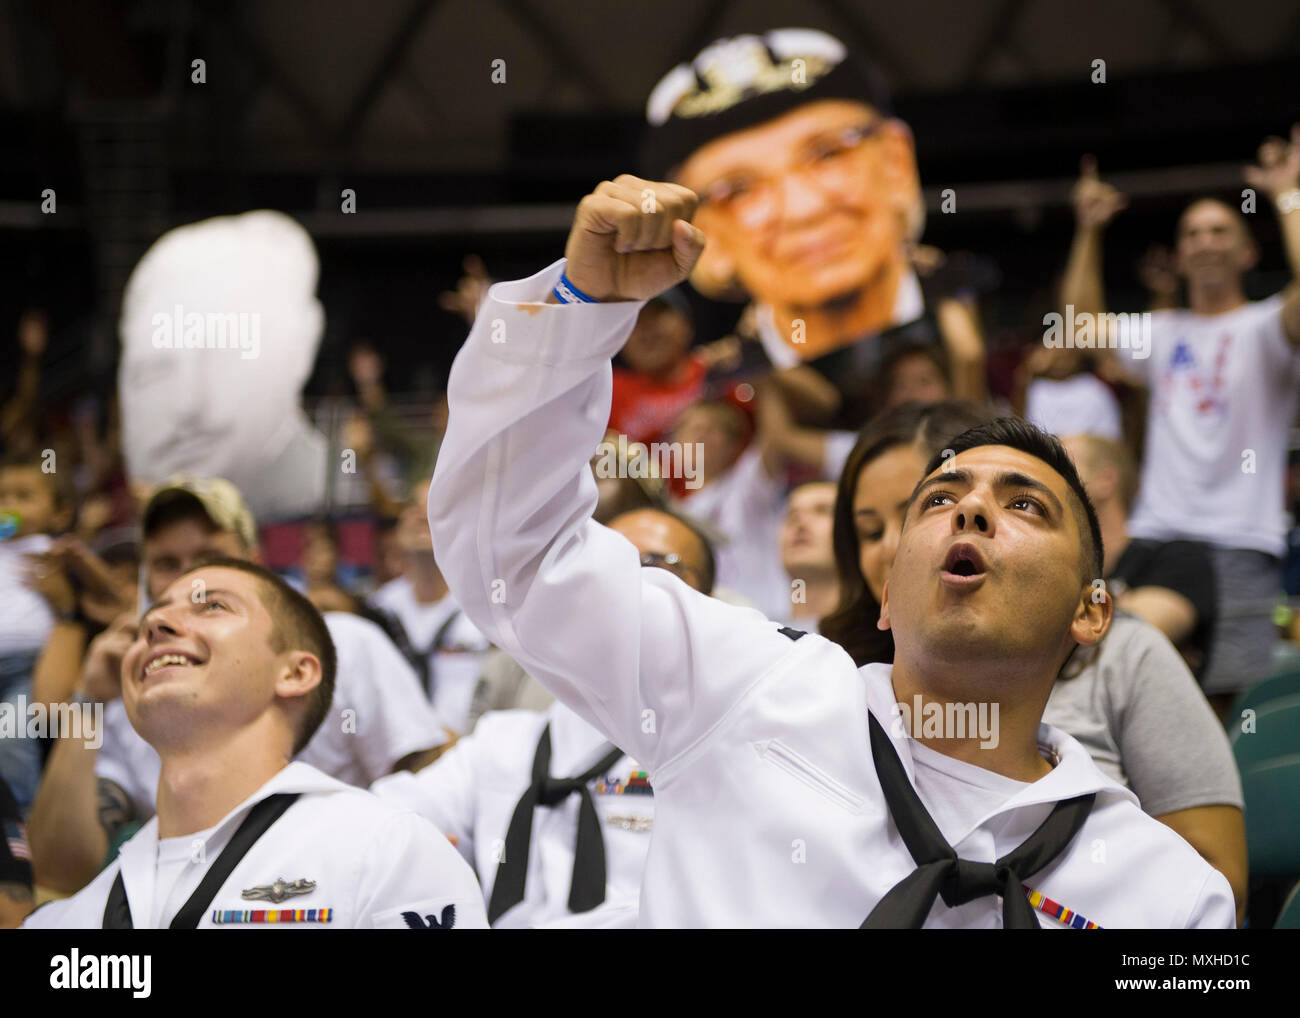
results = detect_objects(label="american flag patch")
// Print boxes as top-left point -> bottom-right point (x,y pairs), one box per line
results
4,821 -> 30,862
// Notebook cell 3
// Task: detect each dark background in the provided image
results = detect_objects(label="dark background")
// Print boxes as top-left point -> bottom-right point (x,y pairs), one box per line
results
2,0 -> 1298,413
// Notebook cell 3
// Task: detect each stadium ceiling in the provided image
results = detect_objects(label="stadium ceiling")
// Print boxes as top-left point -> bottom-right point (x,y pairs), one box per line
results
2,0 -> 1298,173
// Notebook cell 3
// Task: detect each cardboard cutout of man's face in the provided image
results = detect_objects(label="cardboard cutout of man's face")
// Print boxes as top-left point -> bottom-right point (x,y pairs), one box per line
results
675,98 -> 922,360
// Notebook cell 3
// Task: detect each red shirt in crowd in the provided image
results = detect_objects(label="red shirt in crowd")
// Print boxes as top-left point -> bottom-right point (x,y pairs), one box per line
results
608,355 -> 708,444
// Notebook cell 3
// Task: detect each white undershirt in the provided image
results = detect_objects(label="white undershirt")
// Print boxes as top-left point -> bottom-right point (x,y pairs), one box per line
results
1024,373 -> 1123,441
151,822 -> 221,929
908,739 -> 1032,847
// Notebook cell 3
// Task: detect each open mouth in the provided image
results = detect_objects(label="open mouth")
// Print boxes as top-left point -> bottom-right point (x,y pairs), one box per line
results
941,543 -> 987,583
142,650 -> 202,679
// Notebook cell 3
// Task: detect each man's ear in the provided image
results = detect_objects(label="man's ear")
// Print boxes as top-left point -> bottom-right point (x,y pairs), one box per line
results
275,650 -> 322,704
1069,580 -> 1112,649
878,578 -> 892,632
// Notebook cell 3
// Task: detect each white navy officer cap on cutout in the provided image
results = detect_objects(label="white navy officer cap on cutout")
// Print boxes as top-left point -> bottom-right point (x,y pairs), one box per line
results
646,29 -> 847,126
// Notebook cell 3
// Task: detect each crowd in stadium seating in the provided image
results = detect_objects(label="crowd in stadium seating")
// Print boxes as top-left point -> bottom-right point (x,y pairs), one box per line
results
2,133 -> 1299,930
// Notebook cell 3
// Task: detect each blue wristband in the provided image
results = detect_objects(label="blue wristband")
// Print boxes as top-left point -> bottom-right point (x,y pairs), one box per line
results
553,270 -> 600,304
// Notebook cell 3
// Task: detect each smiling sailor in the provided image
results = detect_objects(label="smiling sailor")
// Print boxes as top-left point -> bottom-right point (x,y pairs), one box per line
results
372,507 -> 714,928
426,174 -> 1236,928
23,559 -> 486,930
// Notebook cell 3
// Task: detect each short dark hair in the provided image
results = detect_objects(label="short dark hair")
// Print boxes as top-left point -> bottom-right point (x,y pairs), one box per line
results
1178,196 -> 1254,246
916,417 -> 1104,582
0,453 -> 73,510
176,557 -> 336,754
877,343 -> 950,399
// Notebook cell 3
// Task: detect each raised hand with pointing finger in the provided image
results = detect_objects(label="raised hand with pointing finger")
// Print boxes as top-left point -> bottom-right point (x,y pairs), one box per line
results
1243,124 -> 1300,203
1071,155 -> 1127,230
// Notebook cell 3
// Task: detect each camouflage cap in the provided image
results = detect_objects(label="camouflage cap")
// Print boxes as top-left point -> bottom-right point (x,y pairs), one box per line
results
141,475 -> 258,550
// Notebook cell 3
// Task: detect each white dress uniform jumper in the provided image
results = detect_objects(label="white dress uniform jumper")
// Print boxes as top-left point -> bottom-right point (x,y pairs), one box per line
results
426,259 -> 1236,929
374,704 -> 653,928
22,763 -> 488,929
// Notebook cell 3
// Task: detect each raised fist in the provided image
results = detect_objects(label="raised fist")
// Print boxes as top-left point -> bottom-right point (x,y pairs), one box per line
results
563,175 -> 706,302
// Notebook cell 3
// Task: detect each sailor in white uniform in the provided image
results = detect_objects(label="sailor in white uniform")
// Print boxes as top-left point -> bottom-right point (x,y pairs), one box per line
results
375,703 -> 648,930
427,176 -> 1236,928
373,507 -> 715,928
26,477 -> 450,895
23,559 -> 485,929
367,477 -> 492,734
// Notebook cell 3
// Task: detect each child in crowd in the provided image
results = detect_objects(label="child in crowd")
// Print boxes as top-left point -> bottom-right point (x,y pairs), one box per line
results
0,457 -> 73,812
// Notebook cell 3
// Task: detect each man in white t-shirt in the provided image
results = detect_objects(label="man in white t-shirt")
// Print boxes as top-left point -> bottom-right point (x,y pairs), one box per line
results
367,477 -> 491,734
1018,346 -> 1122,442
1062,132 -> 1300,705
27,477 -> 448,894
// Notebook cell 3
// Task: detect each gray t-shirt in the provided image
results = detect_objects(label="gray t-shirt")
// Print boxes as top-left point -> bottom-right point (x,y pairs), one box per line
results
1043,612 -> 1243,816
